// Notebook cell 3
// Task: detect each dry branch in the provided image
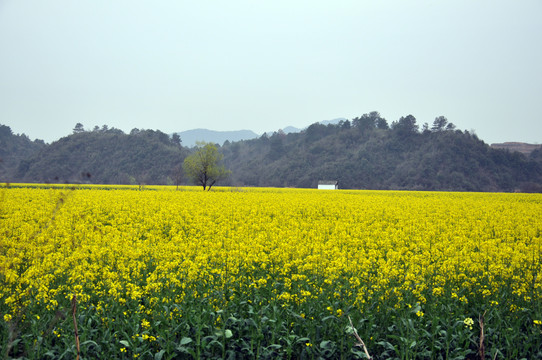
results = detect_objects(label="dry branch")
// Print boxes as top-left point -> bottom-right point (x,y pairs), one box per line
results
479,311 -> 486,360
348,316 -> 372,359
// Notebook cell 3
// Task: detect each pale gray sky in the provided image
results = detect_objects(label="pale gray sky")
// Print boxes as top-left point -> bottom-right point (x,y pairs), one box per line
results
1,1 -> 541,144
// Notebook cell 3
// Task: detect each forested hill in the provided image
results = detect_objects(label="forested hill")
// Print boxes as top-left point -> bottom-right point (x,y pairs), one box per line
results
2,113 -> 542,192
221,114 -> 542,192
9,127 -> 185,185
0,125 -> 45,182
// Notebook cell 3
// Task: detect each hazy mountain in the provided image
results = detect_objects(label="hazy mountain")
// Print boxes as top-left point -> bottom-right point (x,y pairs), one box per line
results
177,118 -> 347,146
283,126 -> 301,134
320,118 -> 347,126
176,129 -> 259,147
490,142 -> 541,155
273,119 -> 347,135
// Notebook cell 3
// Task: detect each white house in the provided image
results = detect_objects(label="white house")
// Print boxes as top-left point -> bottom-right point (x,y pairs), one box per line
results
318,180 -> 338,190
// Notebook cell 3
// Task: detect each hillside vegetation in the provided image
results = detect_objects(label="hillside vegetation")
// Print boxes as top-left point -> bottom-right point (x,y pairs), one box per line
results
1,113 -> 541,192
0,125 -> 45,182
7,127 -> 184,185
221,114 -> 542,192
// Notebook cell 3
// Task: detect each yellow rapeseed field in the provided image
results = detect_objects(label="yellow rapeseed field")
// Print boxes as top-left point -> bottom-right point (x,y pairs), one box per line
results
1,185 -> 541,322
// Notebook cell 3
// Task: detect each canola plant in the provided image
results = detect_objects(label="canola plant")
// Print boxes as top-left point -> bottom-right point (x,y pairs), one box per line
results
1,185 -> 541,359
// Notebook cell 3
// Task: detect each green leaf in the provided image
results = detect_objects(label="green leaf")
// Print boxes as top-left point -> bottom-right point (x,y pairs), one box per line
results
224,329 -> 233,339
180,337 -> 193,345
320,340 -> 333,349
376,341 -> 395,351
204,339 -> 222,350
119,340 -> 131,348
81,340 -> 99,347
175,346 -> 190,354
154,349 -> 165,360
296,337 -> 311,344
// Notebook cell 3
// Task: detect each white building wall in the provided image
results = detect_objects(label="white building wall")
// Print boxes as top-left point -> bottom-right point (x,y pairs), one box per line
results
318,184 -> 337,190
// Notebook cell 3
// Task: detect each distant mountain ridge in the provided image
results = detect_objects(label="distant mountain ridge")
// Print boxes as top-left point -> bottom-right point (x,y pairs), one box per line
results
490,142 -> 541,155
175,129 -> 259,147
320,118 -> 347,126
176,118 -> 346,147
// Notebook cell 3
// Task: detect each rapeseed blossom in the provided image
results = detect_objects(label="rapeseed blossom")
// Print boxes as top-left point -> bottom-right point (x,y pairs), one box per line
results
464,317 -> 474,330
0,185 -> 541,340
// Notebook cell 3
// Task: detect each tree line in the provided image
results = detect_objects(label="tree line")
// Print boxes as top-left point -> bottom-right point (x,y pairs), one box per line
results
3,125 -> 184,186
1,113 -> 541,192
220,113 -> 542,192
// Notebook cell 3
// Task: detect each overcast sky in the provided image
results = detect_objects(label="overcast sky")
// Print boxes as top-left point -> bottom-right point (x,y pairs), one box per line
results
1,1 -> 541,144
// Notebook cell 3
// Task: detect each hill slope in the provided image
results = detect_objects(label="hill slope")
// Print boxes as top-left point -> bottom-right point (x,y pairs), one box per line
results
4,114 -> 542,192
15,128 -> 184,185
220,116 -> 542,192
0,125 -> 45,182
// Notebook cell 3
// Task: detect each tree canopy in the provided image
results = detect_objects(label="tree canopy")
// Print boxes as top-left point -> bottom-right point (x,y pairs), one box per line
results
2,113 -> 541,192
183,142 -> 230,190
0,125 -> 45,182
219,113 -> 542,191
9,126 -> 184,185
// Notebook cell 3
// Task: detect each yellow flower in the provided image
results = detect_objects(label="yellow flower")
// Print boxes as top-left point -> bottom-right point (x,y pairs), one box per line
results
432,287 -> 444,296
464,317 -> 474,330
305,342 -> 313,347
2,184 -> 541,343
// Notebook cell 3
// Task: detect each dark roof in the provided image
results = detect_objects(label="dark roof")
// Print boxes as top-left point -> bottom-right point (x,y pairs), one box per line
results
318,180 -> 338,185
